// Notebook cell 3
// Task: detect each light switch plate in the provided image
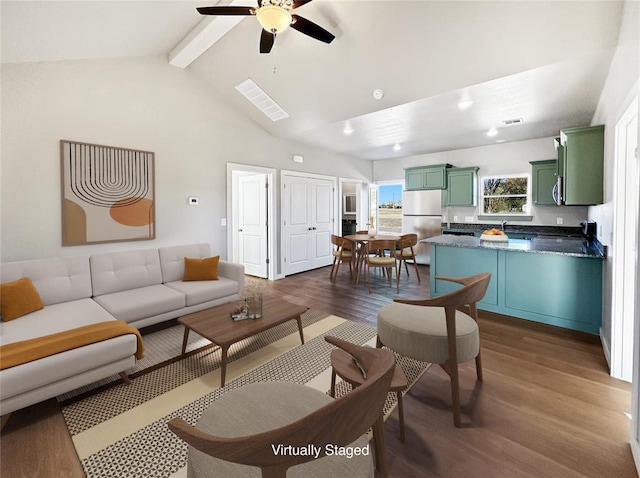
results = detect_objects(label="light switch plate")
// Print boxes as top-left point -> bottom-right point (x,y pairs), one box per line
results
221,218 -> 227,227
188,197 -> 199,205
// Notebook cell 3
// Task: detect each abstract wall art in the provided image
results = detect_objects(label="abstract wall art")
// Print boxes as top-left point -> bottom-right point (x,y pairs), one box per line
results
60,140 -> 155,245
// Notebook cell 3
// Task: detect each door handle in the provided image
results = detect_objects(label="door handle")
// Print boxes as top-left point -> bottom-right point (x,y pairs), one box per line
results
238,229 -> 243,232
312,227 -> 317,230
308,227 -> 313,231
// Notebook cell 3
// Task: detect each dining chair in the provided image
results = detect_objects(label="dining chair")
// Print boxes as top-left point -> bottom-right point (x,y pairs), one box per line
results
363,239 -> 399,294
168,336 -> 396,478
330,234 -> 354,282
376,272 -> 491,427
394,234 -> 421,283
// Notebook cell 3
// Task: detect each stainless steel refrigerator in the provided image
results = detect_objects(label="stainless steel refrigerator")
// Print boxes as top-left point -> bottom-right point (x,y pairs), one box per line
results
402,189 -> 442,265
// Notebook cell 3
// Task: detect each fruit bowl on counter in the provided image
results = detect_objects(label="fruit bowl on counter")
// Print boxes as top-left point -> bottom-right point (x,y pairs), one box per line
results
480,228 -> 509,242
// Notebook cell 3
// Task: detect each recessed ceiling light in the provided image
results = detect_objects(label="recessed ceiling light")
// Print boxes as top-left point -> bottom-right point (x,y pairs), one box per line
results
487,128 -> 498,137
343,124 -> 354,135
393,143 -> 402,151
372,89 -> 384,100
458,100 -> 474,110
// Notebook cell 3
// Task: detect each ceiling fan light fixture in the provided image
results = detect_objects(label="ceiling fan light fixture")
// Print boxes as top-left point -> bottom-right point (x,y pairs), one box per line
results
256,5 -> 292,34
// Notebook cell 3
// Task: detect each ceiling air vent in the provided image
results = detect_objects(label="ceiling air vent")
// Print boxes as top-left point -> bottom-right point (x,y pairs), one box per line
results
235,79 -> 289,122
502,118 -> 524,125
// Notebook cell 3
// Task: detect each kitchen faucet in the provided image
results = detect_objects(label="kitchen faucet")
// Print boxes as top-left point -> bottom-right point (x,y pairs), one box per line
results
501,220 -> 507,230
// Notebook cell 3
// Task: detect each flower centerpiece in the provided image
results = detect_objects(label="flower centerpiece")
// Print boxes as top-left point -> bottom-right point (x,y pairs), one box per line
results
368,215 -> 377,237
244,277 -> 266,319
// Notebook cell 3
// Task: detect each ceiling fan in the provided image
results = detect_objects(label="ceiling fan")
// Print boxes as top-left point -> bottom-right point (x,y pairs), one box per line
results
197,0 -> 335,54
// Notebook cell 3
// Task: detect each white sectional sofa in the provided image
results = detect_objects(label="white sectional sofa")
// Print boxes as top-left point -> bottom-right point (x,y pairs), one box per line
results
0,243 -> 244,417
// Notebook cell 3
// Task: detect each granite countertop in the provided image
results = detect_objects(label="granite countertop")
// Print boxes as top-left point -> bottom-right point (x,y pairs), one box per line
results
423,235 -> 605,259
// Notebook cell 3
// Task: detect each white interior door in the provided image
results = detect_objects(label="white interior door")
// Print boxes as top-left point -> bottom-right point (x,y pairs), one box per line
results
283,175 -> 311,275
238,173 -> 268,278
310,179 -> 333,268
283,173 -> 335,275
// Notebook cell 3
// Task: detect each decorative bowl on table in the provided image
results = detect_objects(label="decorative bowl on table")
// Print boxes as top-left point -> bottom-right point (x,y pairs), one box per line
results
480,228 -> 509,242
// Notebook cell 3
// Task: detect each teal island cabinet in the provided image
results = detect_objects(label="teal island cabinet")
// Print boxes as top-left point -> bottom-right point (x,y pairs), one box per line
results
425,235 -> 604,334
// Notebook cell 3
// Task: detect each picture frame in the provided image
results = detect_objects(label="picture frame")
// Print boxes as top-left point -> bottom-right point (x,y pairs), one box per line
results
60,140 -> 155,245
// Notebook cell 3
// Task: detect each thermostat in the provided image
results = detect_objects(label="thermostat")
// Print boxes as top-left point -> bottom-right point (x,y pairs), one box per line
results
188,197 -> 199,205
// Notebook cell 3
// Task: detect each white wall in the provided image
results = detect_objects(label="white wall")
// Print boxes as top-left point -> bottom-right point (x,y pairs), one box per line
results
0,57 -> 372,262
589,0 -> 639,356
373,137 -> 589,226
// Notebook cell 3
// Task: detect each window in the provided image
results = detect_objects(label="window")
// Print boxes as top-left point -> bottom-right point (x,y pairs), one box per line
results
481,175 -> 530,215
377,184 -> 402,233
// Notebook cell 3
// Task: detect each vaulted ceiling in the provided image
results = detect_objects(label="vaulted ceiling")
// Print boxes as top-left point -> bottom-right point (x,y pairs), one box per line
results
1,1 -> 625,160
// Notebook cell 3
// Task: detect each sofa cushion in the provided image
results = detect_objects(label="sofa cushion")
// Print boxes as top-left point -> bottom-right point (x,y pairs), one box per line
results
0,256 -> 92,305
93,285 -> 185,323
0,334 -> 136,402
158,244 -> 212,283
1,277 -> 45,321
183,256 -> 219,281
164,277 -> 240,307
0,298 -> 118,345
91,249 -> 163,296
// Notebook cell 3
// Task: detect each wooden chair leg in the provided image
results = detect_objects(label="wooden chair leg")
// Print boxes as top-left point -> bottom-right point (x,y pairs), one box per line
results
371,414 -> 388,478
334,257 -> 342,281
475,351 -> 483,381
330,257 -> 338,282
396,390 -> 405,443
450,363 -> 461,428
404,260 -> 410,276
413,258 -> 421,283
330,369 -> 337,398
376,336 -> 384,348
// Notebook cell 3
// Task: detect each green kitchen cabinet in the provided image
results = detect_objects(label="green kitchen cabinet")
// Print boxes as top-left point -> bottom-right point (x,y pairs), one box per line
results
558,125 -> 604,205
404,164 -> 452,190
444,167 -> 479,207
430,244 -> 603,334
530,159 -> 558,206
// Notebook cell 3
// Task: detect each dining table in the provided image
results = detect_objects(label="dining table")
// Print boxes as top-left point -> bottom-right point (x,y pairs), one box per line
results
344,233 -> 401,284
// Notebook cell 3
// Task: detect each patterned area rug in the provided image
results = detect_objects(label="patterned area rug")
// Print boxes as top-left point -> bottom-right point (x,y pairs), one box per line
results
60,312 -> 430,478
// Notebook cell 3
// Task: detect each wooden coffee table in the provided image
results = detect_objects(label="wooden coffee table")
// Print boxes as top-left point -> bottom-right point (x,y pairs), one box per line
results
178,296 -> 308,387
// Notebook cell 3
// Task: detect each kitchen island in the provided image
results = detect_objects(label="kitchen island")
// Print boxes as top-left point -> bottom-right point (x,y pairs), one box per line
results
423,235 -> 604,334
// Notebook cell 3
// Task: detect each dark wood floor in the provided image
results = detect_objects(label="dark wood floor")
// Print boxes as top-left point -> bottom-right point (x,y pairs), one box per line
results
1,264 -> 636,477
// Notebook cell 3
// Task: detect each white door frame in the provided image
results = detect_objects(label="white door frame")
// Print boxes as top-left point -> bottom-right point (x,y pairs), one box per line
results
611,95 -> 639,382
338,178 -> 363,233
227,163 -> 276,280
625,94 -> 640,473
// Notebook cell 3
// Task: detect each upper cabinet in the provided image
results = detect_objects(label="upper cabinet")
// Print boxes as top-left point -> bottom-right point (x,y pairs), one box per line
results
530,159 -> 558,206
404,164 -> 452,190
556,125 -> 604,205
443,167 -> 479,207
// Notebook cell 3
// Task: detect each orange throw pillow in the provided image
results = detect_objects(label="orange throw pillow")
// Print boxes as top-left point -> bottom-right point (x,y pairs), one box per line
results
0,277 -> 45,321
183,256 -> 220,281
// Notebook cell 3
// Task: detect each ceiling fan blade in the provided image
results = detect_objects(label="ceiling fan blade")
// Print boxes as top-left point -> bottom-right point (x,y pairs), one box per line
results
290,14 -> 335,44
260,30 -> 275,54
292,0 -> 314,8
196,6 -> 254,16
